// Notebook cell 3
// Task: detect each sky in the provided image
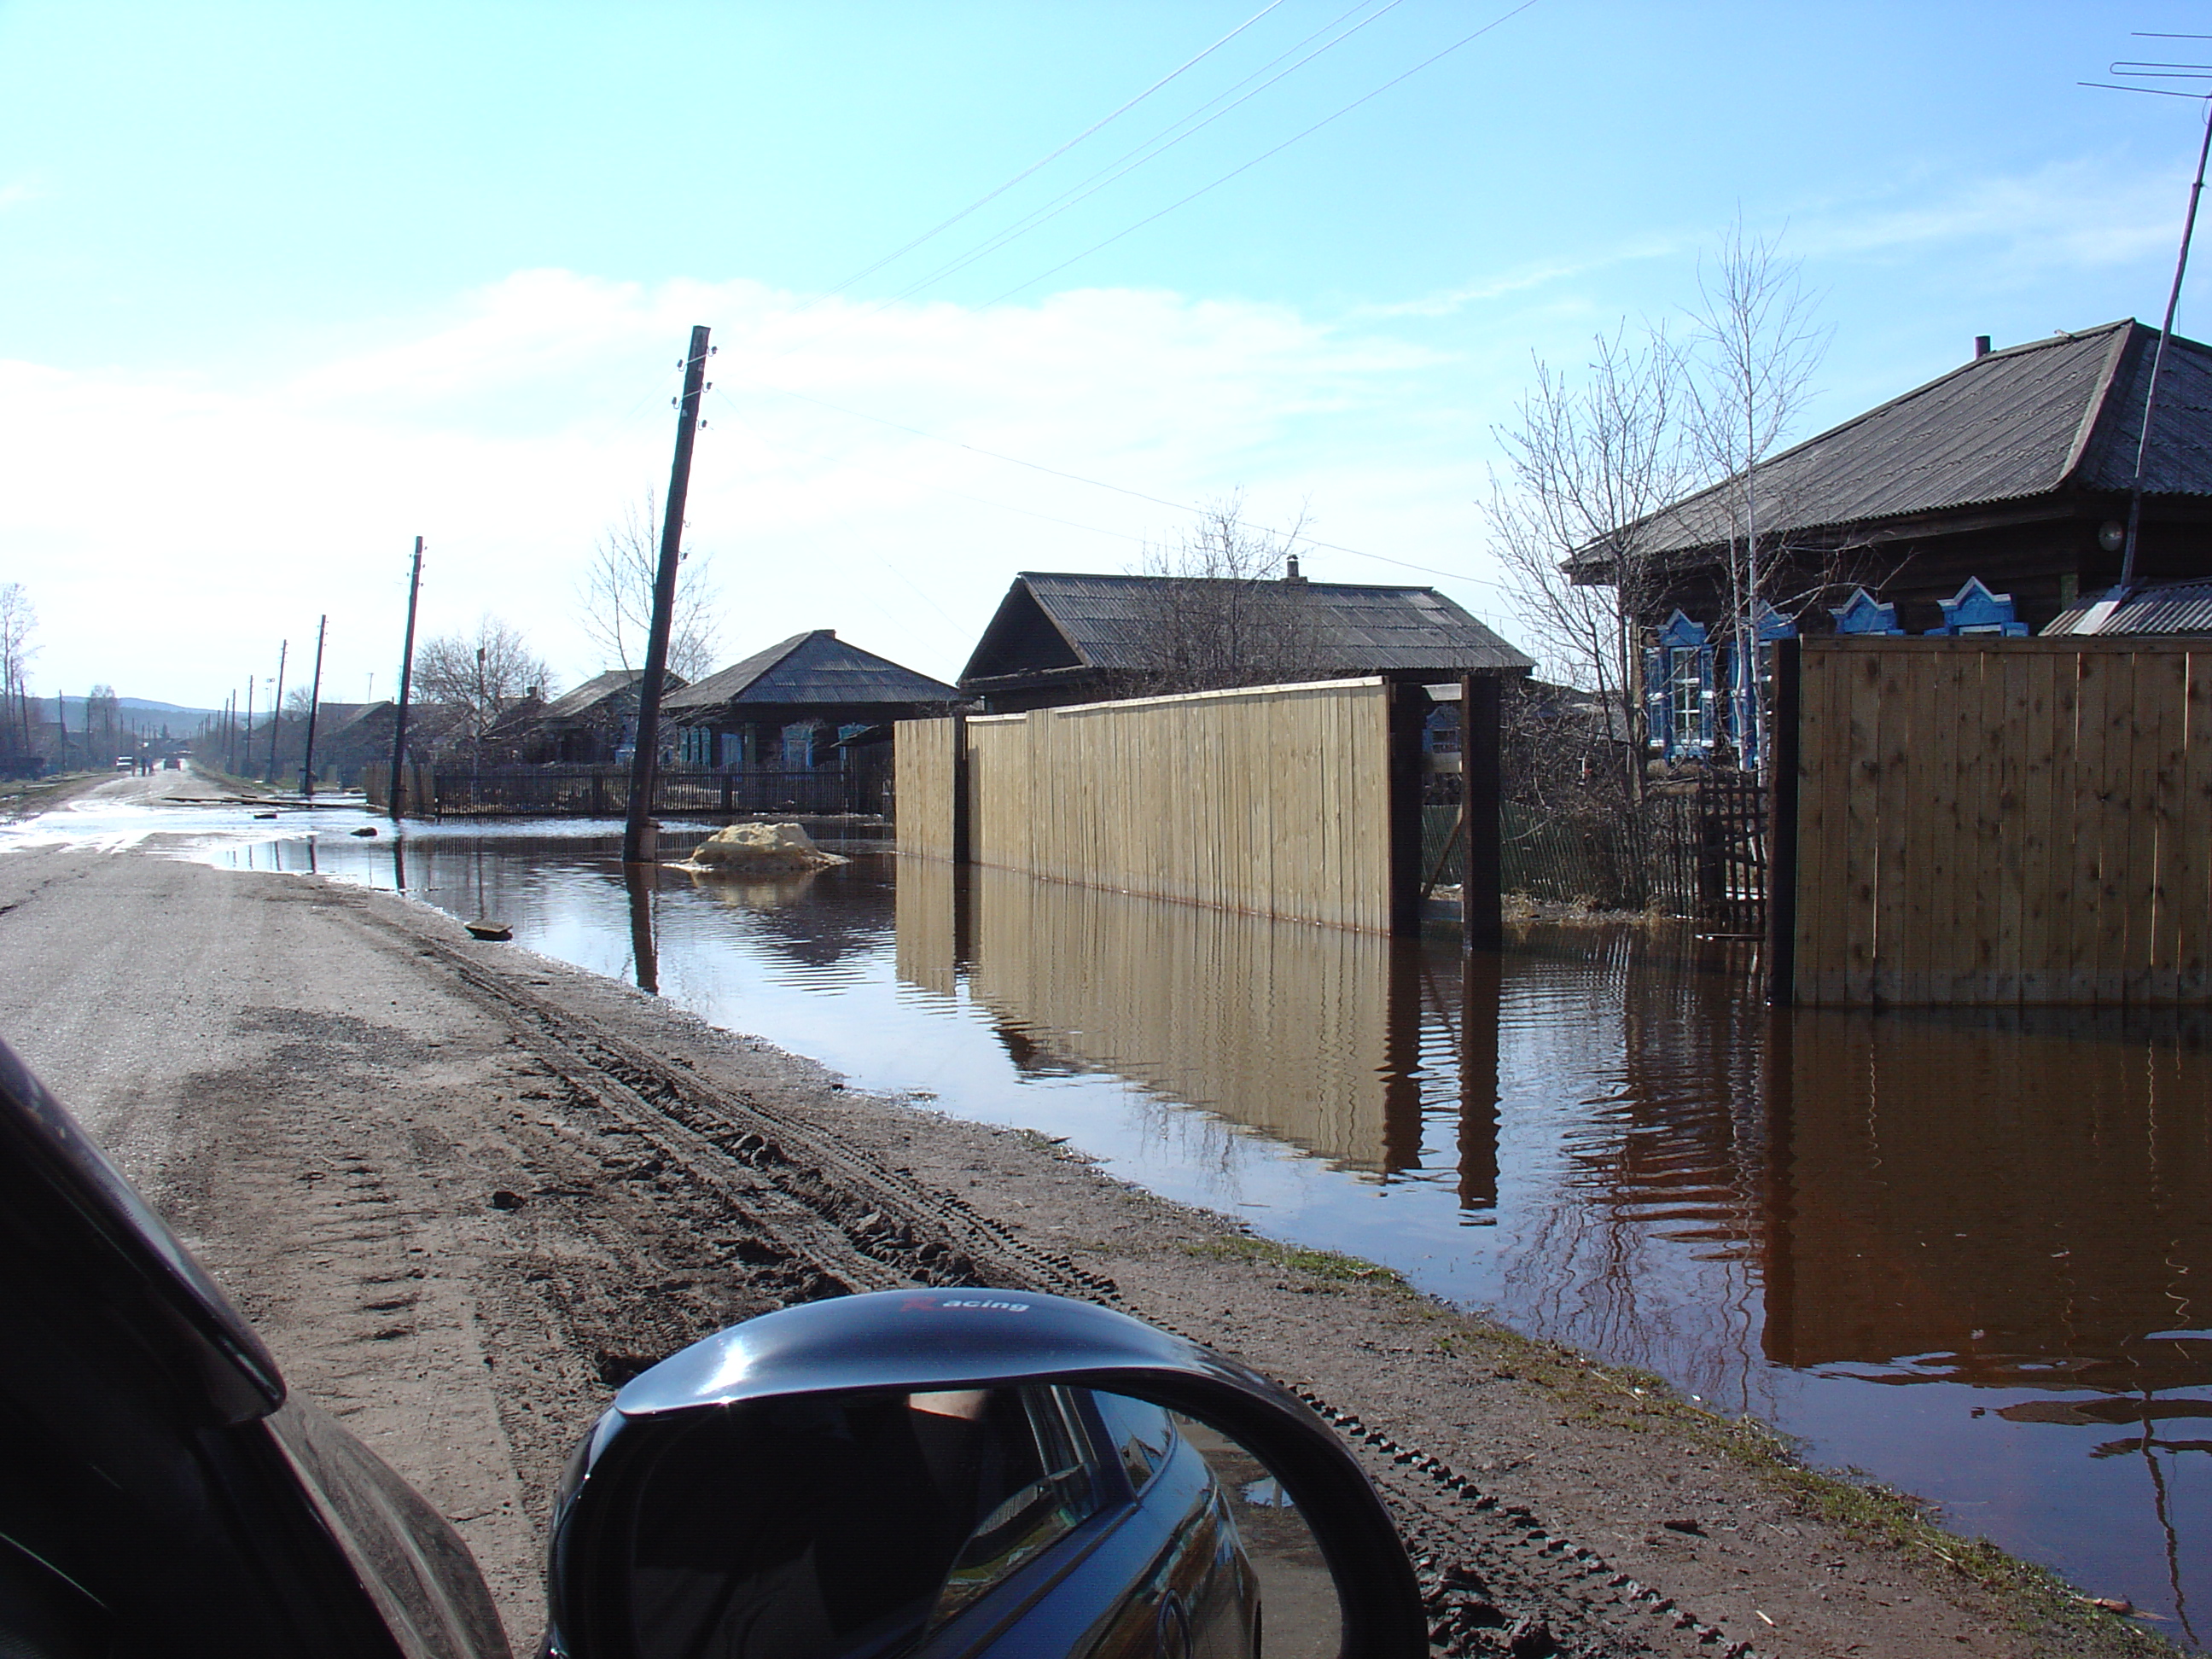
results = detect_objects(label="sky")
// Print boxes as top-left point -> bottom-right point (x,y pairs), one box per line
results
3,0 -> 2210,711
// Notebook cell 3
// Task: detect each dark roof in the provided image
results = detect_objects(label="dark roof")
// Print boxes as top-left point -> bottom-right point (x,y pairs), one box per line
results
538,668 -> 667,722
1592,321 -> 2212,565
960,572 -> 1532,685
664,630 -> 959,713
2046,577 -> 2212,636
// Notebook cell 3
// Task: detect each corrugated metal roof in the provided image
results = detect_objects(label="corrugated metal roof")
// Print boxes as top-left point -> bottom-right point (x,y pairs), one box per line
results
2046,578 -> 2212,636
964,573 -> 1533,681
665,630 -> 959,713
1608,321 -> 2212,562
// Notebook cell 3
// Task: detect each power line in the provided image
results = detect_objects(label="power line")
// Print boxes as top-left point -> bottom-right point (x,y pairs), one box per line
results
983,0 -> 1545,306
881,0 -> 1409,306
818,0 -> 1292,301
718,381 -> 1509,591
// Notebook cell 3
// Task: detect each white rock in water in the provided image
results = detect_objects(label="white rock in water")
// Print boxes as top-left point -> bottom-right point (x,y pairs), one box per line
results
689,820 -> 847,870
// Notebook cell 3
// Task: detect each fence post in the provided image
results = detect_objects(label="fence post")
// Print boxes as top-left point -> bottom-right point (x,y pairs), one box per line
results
1767,637 -> 1801,1007
1387,682 -> 1430,937
949,713 -> 970,866
1461,673 -> 1503,952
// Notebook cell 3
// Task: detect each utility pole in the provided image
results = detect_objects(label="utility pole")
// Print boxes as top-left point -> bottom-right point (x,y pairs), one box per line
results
265,643 -> 287,787
2122,97 -> 2212,592
299,615 -> 327,799
623,324 -> 712,866
390,537 -> 424,822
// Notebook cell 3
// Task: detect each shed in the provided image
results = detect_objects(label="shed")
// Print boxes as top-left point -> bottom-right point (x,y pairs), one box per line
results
958,570 -> 1532,712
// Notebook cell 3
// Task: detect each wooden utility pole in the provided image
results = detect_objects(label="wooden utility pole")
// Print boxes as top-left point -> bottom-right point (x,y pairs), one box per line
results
265,642 -> 288,786
299,615 -> 328,798
622,324 -> 712,866
242,677 -> 254,781
390,538 -> 424,821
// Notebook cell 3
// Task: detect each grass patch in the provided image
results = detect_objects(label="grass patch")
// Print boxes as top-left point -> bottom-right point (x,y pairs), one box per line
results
1182,1235 -> 1414,1294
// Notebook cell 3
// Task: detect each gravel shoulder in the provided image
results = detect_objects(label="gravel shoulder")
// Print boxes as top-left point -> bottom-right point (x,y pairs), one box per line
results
0,845 -> 2169,1659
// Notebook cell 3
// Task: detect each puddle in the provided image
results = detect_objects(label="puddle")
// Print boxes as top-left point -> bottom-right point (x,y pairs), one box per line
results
6,798 -> 2207,1638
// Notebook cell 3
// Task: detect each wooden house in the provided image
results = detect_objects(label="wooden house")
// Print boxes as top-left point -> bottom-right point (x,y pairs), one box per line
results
958,569 -> 1532,712
1574,320 -> 2212,759
480,669 -> 688,765
662,630 -> 958,800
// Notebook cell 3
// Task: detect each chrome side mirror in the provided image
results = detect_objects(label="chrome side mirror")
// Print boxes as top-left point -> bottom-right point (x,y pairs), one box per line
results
543,1290 -> 1425,1658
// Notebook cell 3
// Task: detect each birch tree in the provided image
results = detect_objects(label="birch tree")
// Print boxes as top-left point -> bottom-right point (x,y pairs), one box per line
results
0,585 -> 36,753
1484,323 -> 1696,806
577,492 -> 722,682
1685,221 -> 1828,772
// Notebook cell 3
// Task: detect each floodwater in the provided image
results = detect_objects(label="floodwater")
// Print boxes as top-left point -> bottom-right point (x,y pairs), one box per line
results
9,796 -> 2209,1640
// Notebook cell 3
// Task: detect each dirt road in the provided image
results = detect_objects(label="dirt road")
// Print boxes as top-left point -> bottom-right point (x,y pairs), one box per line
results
0,843 -> 2165,1658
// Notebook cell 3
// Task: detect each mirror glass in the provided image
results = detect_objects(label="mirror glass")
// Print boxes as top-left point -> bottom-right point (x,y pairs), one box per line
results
612,1385 -> 1345,1658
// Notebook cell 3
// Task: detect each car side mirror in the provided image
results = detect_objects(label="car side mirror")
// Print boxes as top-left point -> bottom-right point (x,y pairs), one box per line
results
541,1289 -> 1427,1658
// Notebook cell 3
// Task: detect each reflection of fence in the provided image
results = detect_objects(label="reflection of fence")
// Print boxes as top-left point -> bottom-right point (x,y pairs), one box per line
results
957,864 -> 1412,1171
363,764 -> 874,818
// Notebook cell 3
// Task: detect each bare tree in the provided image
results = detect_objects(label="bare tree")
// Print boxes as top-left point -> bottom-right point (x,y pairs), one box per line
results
577,492 -> 722,682
413,616 -> 555,748
85,685 -> 119,764
1484,323 -> 1697,806
0,585 -> 36,754
1117,495 -> 1327,696
1685,220 -> 1830,773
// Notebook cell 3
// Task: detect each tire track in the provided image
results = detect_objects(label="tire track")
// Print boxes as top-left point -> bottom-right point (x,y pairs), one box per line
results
415,931 -> 1757,1659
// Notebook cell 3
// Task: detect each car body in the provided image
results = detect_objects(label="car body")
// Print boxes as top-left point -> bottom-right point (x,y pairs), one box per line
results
0,1033 -> 1421,1659
0,1037 -> 512,1659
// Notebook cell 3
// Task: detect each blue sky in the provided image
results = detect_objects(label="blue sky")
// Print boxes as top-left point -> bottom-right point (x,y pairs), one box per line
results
3,1 -> 2208,706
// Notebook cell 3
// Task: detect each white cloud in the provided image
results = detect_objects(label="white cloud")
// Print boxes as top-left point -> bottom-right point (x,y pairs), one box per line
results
0,271 -> 1517,709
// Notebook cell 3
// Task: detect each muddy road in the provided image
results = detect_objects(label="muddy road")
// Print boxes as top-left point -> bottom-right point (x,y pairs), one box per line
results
0,844 -> 2166,1658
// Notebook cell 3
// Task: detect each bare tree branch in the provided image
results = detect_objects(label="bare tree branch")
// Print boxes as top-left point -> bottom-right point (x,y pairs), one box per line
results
1113,493 -> 1328,696
413,616 -> 556,748
577,492 -> 722,682
1484,323 -> 1698,806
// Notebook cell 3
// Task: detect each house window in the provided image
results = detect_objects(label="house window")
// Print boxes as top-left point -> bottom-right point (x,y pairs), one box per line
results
781,723 -> 814,771
719,731 -> 746,770
1670,647 -> 1704,744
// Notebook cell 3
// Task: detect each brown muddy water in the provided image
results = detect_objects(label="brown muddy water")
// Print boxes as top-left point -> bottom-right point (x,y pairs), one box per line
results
17,799 -> 2205,1640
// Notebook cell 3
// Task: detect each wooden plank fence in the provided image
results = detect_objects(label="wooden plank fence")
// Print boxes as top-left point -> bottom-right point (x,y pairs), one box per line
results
903,678 -> 1399,931
1774,637 -> 2212,1006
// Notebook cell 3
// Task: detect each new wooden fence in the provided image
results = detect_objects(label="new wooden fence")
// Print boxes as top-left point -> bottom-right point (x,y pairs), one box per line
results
1776,637 -> 2212,1006
900,678 -> 1397,931
891,718 -> 960,862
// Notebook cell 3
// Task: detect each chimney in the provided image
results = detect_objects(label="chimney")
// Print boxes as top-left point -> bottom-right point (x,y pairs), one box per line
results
1974,335 -> 1992,359
1284,555 -> 1307,586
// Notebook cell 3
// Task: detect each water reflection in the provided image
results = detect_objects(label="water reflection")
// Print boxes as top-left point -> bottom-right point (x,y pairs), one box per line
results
144,821 -> 2212,1636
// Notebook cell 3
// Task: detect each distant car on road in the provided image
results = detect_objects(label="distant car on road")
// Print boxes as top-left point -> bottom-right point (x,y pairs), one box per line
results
164,755 -> 183,770
112,755 -> 135,771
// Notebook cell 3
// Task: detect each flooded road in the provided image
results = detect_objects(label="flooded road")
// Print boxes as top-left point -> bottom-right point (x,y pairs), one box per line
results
13,798 -> 2209,1639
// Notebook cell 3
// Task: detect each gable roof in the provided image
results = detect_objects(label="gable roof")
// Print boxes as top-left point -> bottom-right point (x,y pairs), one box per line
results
664,630 -> 959,713
1595,320 -> 2212,566
960,572 -> 1533,684
537,668 -> 668,722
